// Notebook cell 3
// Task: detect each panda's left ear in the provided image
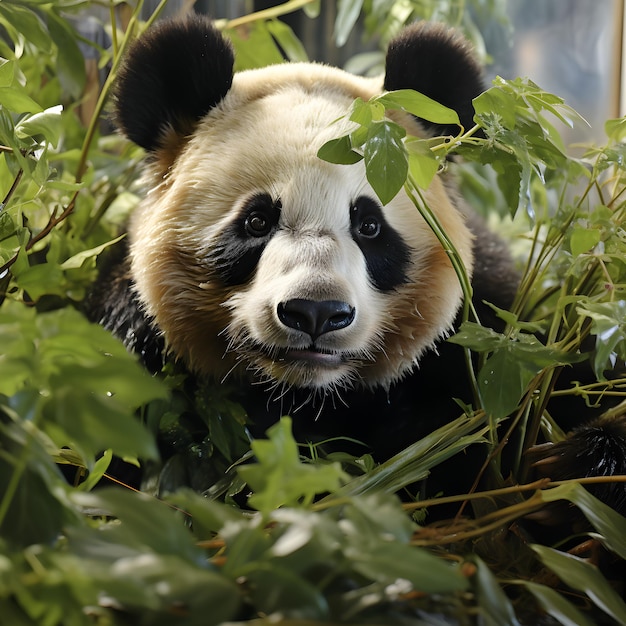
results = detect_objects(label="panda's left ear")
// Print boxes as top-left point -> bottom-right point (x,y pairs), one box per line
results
384,22 -> 484,135
114,15 -> 234,152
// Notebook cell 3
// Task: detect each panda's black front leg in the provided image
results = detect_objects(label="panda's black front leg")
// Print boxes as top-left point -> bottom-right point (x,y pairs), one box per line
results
528,411 -> 626,519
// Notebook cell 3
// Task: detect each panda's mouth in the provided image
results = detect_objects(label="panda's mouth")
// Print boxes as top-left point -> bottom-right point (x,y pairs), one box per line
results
279,347 -> 344,368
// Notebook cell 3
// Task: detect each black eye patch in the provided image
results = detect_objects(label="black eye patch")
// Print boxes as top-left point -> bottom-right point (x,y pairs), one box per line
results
350,196 -> 411,291
209,193 -> 281,286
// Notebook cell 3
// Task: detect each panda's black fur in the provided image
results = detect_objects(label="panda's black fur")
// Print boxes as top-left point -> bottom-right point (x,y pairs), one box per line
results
87,15 -> 626,518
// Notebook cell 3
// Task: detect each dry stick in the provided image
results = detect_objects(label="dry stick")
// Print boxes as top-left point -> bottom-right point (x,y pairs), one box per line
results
1,167 -> 23,208
411,475 -> 626,546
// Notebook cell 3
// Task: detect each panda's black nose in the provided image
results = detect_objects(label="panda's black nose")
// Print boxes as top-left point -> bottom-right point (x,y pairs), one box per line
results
277,299 -> 355,340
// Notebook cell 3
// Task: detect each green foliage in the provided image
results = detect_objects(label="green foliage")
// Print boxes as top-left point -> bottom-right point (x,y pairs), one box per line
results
318,90 -> 460,203
1,1 -> 626,625
531,545 -> 626,624
342,0 -> 510,74
578,301 -> 626,379
0,305 -> 164,463
449,321 -> 583,419
239,418 -> 348,515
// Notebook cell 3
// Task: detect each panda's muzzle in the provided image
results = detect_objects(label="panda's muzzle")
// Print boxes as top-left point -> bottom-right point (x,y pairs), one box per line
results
277,299 -> 355,342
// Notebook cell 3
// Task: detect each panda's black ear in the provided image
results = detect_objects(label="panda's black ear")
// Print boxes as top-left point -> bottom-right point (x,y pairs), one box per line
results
114,15 -> 234,152
384,22 -> 484,135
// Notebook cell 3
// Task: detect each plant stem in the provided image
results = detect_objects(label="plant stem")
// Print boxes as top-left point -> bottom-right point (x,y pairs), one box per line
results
217,0 -> 318,29
403,178 -> 482,408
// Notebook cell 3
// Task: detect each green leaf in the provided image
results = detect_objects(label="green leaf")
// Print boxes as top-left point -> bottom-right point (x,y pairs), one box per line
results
523,581 -> 594,626
407,138 -> 441,189
266,19 -> 308,62
482,302 -> 546,333
474,87 -> 517,129
448,322 -> 506,351
0,211 -> 28,264
46,9 -> 86,100
539,483 -> 626,560
0,3 -> 52,53
317,134 -> 363,165
451,323 -> 582,418
532,545 -> 626,624
377,89 -> 460,127
227,21 -> 284,71
0,86 -> 42,114
15,105 -> 64,148
224,526 -> 275,580
348,97 -> 370,126
0,59 -> 15,87
43,387 -> 158,463
605,117 -> 626,143
569,224 -> 601,256
577,301 -> 626,379
471,557 -> 521,626
347,492 -> 415,543
303,0 -> 321,18
477,348 -> 539,419
13,261 -> 65,300
334,0 -> 364,47
244,562 -> 329,619
68,491 -> 242,624
168,488 -> 246,538
76,449 -> 113,492
487,147 -> 523,214
0,306 -> 165,462
60,234 -> 125,270
363,120 -> 407,205
0,417 -> 80,547
349,541 -> 469,594
71,489 -> 200,560
238,417 -> 347,515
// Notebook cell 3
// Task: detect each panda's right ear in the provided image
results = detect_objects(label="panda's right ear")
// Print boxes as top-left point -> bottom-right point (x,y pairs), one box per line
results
384,22 -> 484,136
114,15 -> 234,152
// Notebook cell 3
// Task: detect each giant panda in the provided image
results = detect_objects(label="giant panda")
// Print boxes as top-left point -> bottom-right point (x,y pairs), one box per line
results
88,15 -> 626,514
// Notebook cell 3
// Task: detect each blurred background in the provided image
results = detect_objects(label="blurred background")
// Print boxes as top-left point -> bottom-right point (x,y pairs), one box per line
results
80,0 -> 623,147
206,0 -> 623,146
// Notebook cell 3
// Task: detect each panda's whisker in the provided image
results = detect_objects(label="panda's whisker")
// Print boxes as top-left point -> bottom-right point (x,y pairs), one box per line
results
312,398 -> 326,421
220,354 -> 247,384
273,381 -> 294,403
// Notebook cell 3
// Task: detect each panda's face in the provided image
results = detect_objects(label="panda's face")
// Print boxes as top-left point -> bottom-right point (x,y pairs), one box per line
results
129,65 -> 473,392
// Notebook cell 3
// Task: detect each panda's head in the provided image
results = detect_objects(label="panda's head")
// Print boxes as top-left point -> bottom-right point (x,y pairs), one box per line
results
115,16 -> 483,393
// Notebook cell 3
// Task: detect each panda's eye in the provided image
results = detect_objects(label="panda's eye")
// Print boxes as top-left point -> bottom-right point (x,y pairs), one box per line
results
245,211 -> 272,237
241,194 -> 281,238
358,216 -> 381,239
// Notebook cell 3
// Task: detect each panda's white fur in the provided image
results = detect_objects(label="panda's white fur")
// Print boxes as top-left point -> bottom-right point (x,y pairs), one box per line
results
128,62 -> 473,391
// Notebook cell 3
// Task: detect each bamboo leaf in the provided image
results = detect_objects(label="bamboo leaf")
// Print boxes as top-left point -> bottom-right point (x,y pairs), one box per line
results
539,483 -> 626,560
471,557 -> 521,626
523,581 -> 594,626
349,541 -> 469,594
532,545 -> 626,624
